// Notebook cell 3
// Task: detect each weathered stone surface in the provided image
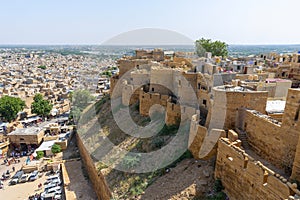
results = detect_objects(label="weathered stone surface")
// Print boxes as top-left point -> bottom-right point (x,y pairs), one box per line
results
76,133 -> 111,200
237,89 -> 300,175
215,138 -> 293,200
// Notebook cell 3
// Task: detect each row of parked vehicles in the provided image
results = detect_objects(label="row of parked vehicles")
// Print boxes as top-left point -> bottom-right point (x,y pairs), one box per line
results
41,173 -> 62,200
10,170 -> 39,185
8,169 -> 62,200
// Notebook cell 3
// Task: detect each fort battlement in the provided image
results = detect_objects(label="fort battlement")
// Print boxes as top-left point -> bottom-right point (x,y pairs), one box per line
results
215,137 -> 300,200
237,89 -> 300,174
139,90 -> 198,125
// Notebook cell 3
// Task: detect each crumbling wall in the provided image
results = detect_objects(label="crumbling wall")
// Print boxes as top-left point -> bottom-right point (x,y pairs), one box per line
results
215,138 -> 295,200
188,114 -> 225,159
135,49 -> 164,61
188,118 -> 208,159
109,75 -> 119,96
210,88 -> 268,130
118,59 -> 149,78
173,57 -> 193,68
165,101 -> 181,125
165,102 -> 197,126
139,91 -> 169,116
241,110 -> 294,170
121,84 -> 140,106
240,89 -> 300,174
285,89 -> 300,181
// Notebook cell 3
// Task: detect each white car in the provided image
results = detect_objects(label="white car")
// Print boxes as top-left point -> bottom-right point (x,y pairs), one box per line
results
44,177 -> 61,185
54,194 -> 62,200
44,182 -> 58,192
28,170 -> 39,181
50,178 -> 62,186
44,175 -> 60,185
41,186 -> 62,198
19,174 -> 28,183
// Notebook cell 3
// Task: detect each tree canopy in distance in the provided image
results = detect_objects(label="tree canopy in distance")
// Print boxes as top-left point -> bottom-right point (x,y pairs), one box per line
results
195,38 -> 228,57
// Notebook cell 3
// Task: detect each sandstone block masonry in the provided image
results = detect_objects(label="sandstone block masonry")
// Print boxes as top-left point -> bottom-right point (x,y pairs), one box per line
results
76,133 -> 111,200
209,86 -> 268,130
238,89 -> 300,175
215,138 -> 300,200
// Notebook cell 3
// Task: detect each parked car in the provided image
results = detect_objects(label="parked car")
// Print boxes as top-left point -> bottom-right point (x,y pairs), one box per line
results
46,174 -> 60,180
19,174 -> 29,183
28,170 -> 39,181
44,182 -> 58,192
10,170 -> 24,185
54,194 -> 62,200
50,178 -> 61,186
44,175 -> 60,185
41,186 -> 62,199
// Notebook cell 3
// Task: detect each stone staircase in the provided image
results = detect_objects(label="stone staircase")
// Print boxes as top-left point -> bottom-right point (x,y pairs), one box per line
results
237,129 -> 250,150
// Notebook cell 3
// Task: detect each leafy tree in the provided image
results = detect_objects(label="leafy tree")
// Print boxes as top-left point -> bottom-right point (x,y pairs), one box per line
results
0,96 -> 25,122
71,90 -> 95,110
36,151 -> 44,159
195,38 -> 228,57
33,93 -> 43,102
51,144 -> 61,154
69,107 -> 81,123
31,94 -> 53,117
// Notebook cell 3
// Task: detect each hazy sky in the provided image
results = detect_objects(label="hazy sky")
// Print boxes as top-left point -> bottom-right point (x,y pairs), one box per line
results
1,0 -> 300,45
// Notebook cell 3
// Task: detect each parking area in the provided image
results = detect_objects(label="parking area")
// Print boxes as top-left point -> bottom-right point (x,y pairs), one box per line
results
0,157 -> 63,200
0,172 -> 48,199
0,157 -> 46,199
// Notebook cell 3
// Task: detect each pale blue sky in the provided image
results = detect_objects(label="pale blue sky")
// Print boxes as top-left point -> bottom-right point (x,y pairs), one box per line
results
1,0 -> 300,45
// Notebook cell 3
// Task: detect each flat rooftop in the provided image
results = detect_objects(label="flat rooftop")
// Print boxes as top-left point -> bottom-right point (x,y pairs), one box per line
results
8,127 -> 42,135
214,85 -> 254,92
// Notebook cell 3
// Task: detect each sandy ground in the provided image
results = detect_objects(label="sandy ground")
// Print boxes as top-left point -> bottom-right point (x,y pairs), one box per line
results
0,157 -> 48,200
63,160 -> 97,200
61,134 -> 97,200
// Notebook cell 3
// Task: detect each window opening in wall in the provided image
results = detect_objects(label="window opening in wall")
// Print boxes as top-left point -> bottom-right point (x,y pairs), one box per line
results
152,88 -> 154,92
295,105 -> 300,121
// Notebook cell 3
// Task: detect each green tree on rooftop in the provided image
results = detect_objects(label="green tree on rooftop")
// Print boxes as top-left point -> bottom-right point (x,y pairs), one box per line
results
31,93 -> 53,117
195,38 -> 228,57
